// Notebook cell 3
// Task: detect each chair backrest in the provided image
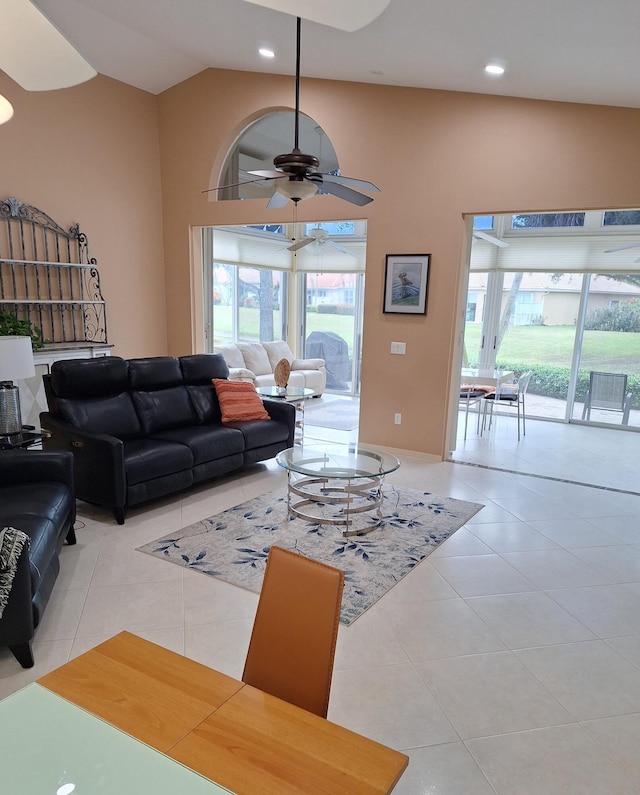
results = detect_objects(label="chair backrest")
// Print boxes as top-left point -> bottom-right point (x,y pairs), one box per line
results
517,370 -> 533,396
588,371 -> 628,410
242,546 -> 344,718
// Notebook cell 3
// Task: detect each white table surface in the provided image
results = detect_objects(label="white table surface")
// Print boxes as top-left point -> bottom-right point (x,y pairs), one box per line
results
461,367 -> 514,389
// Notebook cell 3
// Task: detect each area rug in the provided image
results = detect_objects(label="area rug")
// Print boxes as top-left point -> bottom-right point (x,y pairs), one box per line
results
304,399 -> 359,431
137,486 -> 483,625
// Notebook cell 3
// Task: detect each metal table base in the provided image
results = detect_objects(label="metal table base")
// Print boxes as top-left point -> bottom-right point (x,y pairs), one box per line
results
285,470 -> 387,536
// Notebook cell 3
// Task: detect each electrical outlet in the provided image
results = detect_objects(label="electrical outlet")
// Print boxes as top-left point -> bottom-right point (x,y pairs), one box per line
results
394,413 -> 402,425
390,342 -> 406,355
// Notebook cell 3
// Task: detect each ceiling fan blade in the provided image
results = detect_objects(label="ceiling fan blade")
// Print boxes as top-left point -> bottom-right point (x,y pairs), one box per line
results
321,174 -> 380,193
318,179 -> 374,206
0,0 -> 96,91
266,190 -> 289,210
288,237 -> 314,252
473,230 -> 509,248
604,242 -> 640,253
247,169 -> 288,180
202,176 -> 279,194
327,241 -> 356,256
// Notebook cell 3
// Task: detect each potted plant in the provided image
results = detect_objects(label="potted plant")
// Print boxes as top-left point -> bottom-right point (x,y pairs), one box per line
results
0,311 -> 45,350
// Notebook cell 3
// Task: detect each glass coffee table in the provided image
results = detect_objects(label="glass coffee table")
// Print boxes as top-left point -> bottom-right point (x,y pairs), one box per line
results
257,386 -> 313,445
276,443 -> 401,536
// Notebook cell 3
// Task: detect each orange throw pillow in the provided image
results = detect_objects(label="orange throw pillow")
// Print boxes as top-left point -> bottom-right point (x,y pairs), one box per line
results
212,379 -> 270,423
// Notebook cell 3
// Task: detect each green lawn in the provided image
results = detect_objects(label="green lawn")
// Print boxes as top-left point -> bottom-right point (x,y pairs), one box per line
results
465,325 -> 640,371
213,307 -> 356,354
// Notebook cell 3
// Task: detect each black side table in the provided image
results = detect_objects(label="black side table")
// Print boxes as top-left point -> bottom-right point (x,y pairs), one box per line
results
0,429 -> 49,450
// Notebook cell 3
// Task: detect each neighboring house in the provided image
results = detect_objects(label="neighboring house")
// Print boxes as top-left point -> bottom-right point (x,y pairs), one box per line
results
467,273 -> 640,326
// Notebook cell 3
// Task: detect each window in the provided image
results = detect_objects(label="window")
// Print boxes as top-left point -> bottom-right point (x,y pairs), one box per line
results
466,293 -> 478,322
306,221 -> 356,235
217,111 -> 339,202
603,210 -> 640,226
473,216 -> 494,230
212,263 -> 287,345
512,213 -> 585,228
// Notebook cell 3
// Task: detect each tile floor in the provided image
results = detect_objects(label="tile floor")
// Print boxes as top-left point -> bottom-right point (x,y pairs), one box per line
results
451,402 -> 640,495
2,404 -> 640,793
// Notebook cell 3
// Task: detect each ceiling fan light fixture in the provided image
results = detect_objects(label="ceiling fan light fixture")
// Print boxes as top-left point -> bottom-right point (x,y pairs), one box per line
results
0,94 -> 14,125
275,178 -> 317,203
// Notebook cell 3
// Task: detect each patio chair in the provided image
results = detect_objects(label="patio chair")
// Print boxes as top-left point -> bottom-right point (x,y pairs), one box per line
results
242,546 -> 344,718
482,370 -> 533,441
459,386 -> 494,440
581,371 -> 632,425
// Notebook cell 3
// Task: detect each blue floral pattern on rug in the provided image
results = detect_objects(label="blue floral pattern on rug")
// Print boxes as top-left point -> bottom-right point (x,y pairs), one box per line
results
137,486 -> 483,625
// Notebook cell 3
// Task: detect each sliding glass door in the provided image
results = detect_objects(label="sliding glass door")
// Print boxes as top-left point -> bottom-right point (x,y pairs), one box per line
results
465,212 -> 640,429
300,271 -> 364,395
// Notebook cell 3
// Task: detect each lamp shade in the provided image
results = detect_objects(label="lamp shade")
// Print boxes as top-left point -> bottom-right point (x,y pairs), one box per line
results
275,178 -> 318,203
0,336 -> 36,382
0,94 -> 14,125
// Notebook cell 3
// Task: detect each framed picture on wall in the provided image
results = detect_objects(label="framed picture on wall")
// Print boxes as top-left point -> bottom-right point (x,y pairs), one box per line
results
383,253 -> 430,314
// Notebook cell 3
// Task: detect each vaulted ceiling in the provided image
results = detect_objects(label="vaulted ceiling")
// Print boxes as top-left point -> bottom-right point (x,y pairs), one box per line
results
31,0 -> 640,108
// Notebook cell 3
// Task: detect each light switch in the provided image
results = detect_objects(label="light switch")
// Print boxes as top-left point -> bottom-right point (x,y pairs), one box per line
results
390,342 -> 406,355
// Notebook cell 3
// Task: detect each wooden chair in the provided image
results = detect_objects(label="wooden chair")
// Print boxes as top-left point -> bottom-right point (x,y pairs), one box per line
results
242,545 -> 344,718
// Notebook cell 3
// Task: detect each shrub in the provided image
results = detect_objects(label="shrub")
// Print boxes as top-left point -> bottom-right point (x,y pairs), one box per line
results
496,360 -> 640,409
584,299 -> 640,332
316,304 -> 355,315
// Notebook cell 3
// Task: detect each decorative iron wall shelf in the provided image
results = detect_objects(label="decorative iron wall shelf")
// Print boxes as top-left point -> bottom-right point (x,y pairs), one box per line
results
0,197 -> 108,345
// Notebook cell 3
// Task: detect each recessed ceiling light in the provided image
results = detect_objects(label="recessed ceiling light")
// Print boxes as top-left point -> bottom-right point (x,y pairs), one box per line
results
259,48 -> 275,59
485,63 -> 505,76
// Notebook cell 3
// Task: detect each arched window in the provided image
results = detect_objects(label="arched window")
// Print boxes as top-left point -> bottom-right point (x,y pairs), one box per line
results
218,111 -> 339,201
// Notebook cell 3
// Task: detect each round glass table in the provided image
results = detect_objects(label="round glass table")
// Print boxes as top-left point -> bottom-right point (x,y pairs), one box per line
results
257,386 -> 313,445
276,443 -> 401,536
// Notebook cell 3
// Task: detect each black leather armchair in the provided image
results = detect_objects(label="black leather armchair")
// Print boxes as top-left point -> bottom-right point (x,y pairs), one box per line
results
0,450 -> 76,668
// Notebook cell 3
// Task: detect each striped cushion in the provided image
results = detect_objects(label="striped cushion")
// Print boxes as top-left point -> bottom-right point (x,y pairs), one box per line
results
212,379 -> 270,423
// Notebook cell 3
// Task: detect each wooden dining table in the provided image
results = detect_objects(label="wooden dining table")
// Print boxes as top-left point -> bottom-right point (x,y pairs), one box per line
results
37,631 -> 409,794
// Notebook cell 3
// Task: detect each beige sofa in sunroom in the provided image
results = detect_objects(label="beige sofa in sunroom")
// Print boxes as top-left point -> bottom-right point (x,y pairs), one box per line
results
213,340 -> 327,396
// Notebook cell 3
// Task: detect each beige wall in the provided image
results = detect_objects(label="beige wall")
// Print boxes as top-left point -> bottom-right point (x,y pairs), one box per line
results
3,67 -> 640,457
157,68 -> 640,457
0,73 -> 167,358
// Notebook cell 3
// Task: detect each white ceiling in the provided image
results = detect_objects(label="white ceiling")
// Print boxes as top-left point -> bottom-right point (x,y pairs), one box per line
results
31,0 -> 640,109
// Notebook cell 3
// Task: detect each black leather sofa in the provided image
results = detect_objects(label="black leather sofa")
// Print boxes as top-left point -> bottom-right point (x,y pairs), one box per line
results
40,354 -> 295,524
0,451 -> 76,668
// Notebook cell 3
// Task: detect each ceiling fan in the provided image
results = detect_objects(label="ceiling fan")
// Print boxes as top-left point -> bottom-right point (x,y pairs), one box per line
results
206,17 -> 379,209
472,230 -> 509,248
604,242 -> 640,263
604,243 -> 640,253
288,227 -> 355,254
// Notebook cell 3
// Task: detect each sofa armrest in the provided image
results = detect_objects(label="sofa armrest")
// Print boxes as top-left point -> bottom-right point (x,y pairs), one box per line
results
40,413 -> 127,509
0,543 -> 34,653
0,450 -> 74,488
227,367 -> 256,382
261,399 -> 296,447
292,358 -> 325,370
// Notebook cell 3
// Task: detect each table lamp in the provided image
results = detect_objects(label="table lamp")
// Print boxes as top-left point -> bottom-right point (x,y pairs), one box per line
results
0,335 -> 36,435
